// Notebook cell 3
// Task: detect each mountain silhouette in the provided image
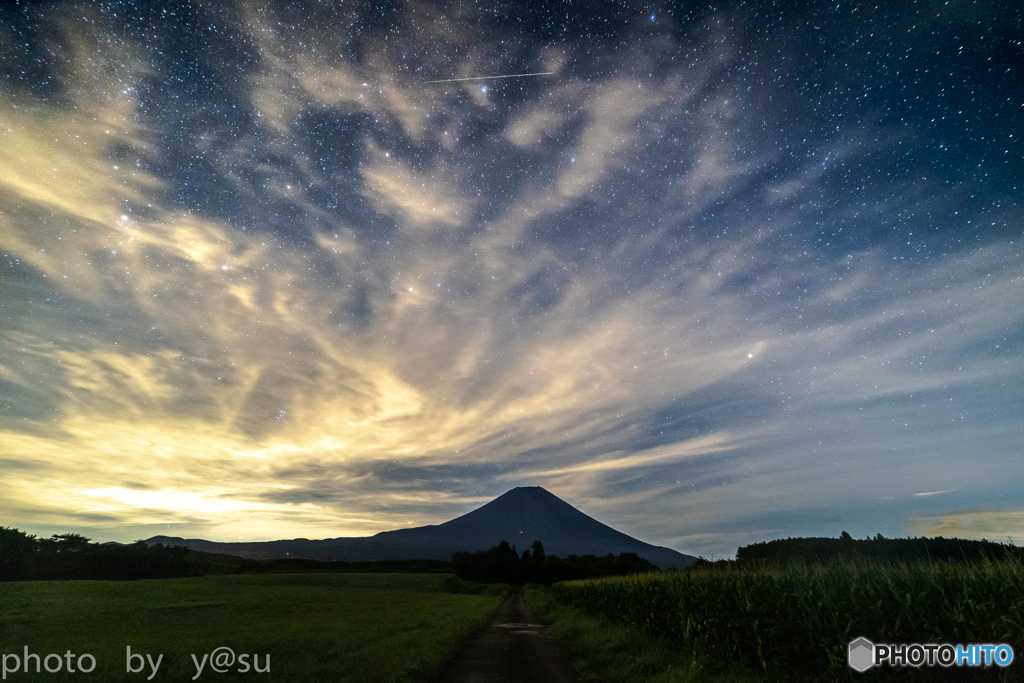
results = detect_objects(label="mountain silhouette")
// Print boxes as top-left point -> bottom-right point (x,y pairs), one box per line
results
147,486 -> 696,567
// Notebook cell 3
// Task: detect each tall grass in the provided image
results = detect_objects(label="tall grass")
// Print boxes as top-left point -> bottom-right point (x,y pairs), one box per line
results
552,559 -> 1024,681
525,584 -> 764,683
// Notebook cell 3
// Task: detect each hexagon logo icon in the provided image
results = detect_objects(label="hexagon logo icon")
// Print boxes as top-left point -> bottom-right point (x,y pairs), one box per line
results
848,637 -> 875,672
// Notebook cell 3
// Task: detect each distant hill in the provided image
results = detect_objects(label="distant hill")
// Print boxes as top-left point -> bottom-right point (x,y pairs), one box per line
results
736,532 -> 1024,565
147,486 -> 696,567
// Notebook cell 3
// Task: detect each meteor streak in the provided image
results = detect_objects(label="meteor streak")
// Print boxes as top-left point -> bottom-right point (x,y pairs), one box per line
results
425,71 -> 554,84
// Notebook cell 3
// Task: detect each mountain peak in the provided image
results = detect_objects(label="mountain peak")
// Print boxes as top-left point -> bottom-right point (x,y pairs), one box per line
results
423,487 -> 693,566
493,486 -> 559,501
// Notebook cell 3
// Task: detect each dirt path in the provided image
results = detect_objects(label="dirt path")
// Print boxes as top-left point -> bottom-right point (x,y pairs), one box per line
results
438,592 -> 583,683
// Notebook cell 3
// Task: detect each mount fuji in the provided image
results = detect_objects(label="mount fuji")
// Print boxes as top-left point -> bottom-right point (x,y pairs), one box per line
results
146,486 -> 696,567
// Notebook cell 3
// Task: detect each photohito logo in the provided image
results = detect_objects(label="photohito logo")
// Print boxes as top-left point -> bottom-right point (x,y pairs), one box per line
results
848,637 -> 1014,671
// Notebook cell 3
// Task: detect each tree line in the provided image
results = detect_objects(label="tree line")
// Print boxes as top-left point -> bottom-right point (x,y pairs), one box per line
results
451,539 -> 656,584
0,527 -> 460,580
733,532 -> 1024,566
0,527 -> 195,581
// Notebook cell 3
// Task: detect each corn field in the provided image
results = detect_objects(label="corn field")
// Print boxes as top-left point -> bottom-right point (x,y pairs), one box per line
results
551,559 -> 1024,681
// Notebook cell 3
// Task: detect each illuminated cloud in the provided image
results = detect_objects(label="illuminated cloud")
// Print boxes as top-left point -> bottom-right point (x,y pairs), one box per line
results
362,152 -> 471,228
909,511 -> 1024,545
1,1 -> 1020,557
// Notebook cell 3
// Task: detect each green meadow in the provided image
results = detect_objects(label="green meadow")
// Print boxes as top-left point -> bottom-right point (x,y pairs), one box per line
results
0,573 -> 504,683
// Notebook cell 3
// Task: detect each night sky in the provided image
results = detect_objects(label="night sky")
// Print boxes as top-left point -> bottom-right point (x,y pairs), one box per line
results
1,0 -> 1021,559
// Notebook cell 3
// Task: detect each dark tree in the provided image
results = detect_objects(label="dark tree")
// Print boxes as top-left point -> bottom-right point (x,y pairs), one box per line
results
736,533 -> 1024,566
0,528 -> 198,581
531,539 -> 546,562
453,539 -> 655,585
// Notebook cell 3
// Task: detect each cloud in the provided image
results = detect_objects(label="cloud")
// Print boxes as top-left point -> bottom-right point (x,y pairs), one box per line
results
909,511 -> 1024,544
524,432 -> 737,479
505,108 -> 568,149
362,151 -> 471,228
554,78 -> 671,199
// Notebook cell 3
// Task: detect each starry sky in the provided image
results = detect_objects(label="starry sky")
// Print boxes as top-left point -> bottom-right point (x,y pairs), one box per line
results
1,0 -> 1021,559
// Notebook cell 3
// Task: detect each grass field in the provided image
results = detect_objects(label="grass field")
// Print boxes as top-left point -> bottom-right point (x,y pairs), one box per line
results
544,559 -> 1024,682
0,573 -> 504,682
